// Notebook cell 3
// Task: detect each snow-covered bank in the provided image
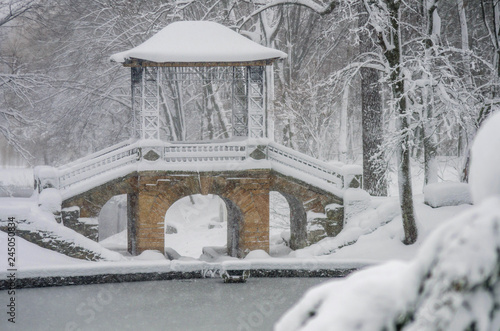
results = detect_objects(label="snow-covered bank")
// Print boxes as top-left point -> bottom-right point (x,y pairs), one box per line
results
293,195 -> 472,262
0,230 -> 86,268
0,196 -> 123,262
275,196 -> 500,331
0,256 -> 367,283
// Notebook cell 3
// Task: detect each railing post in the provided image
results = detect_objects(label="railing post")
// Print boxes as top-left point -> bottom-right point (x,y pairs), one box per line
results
34,166 -> 60,192
341,165 -> 363,189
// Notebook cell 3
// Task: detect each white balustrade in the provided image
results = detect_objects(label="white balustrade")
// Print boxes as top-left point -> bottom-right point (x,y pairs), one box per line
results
267,142 -> 345,189
59,146 -> 139,190
41,139 -> 358,195
58,139 -> 135,171
163,143 -> 246,162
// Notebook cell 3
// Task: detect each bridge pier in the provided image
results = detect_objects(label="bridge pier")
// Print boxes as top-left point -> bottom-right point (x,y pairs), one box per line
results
280,193 -> 307,250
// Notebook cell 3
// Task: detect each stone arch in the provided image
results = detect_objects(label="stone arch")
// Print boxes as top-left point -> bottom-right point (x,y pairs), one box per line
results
272,191 -> 307,250
59,169 -> 343,258
129,172 -> 251,257
269,172 -> 343,250
161,194 -> 240,258
61,174 -> 137,219
61,175 -> 137,241
98,194 -> 127,242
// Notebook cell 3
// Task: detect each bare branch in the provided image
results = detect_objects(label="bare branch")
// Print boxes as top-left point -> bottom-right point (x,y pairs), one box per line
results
238,0 -> 338,28
0,0 -> 40,27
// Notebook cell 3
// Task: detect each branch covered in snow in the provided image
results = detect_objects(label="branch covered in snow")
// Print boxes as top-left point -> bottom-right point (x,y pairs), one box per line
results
238,0 -> 338,28
0,0 -> 40,27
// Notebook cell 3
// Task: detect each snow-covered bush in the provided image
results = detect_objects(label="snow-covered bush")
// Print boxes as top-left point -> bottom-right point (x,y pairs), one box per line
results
38,187 -> 62,215
470,111 -> 500,204
343,188 -> 371,222
135,250 -> 166,261
245,249 -> 271,259
275,114 -> 500,331
275,197 -> 500,331
423,181 -> 472,208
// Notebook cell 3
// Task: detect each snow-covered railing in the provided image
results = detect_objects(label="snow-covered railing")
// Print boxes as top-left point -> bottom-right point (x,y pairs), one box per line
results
267,142 -> 361,190
37,140 -> 249,192
58,144 -> 140,190
57,139 -> 136,171
35,139 -> 361,196
162,143 -> 246,163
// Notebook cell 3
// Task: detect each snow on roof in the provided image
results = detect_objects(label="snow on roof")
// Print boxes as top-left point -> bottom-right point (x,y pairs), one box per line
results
110,21 -> 287,64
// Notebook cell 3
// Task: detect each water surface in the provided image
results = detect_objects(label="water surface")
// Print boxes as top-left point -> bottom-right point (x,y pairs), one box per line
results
3,277 -> 332,331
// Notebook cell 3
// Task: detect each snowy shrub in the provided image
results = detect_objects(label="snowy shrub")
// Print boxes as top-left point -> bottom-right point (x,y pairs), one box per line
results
423,181 -> 472,208
470,111 -> 500,204
38,188 -> 62,215
245,249 -> 271,259
343,188 -> 371,222
135,250 -> 166,261
275,197 -> 500,331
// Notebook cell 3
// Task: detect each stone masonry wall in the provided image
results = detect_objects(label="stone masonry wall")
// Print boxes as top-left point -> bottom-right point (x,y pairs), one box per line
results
62,169 -> 342,258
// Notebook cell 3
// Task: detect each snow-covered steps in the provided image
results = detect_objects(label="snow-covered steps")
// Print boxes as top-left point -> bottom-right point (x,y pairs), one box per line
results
0,209 -> 123,262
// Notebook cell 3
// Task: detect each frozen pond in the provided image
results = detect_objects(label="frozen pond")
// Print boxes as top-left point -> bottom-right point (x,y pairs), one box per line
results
3,277 -> 332,331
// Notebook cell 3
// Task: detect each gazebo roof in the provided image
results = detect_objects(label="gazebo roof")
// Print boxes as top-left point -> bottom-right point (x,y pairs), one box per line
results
110,21 -> 287,67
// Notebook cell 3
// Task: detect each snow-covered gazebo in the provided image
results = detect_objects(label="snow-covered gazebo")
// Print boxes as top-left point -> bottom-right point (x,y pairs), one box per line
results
110,21 -> 287,141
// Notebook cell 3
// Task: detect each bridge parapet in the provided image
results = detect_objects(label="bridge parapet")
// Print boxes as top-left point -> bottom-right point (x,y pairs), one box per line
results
35,139 -> 362,200
267,142 -> 362,191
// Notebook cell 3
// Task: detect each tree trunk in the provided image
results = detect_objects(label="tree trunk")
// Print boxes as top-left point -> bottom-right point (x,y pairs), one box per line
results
339,85 -> 349,163
423,111 -> 439,185
422,0 -> 439,185
206,82 -> 230,139
385,0 -> 418,244
358,3 -> 388,196
456,0 -> 474,181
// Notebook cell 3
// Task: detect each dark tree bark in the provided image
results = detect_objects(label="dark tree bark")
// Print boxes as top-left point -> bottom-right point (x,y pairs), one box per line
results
383,0 -> 418,244
358,3 -> 388,196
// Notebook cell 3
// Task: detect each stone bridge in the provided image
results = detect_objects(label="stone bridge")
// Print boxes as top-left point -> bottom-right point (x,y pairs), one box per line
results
36,139 -> 362,258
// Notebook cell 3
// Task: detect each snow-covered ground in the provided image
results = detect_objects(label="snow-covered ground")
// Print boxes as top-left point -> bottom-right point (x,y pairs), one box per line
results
0,167 -> 33,197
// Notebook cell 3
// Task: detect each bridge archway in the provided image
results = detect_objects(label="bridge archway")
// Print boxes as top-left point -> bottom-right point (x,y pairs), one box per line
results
128,171 -> 262,257
163,194 -> 231,258
269,191 -> 308,252
98,194 -> 127,242
273,191 -> 307,250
